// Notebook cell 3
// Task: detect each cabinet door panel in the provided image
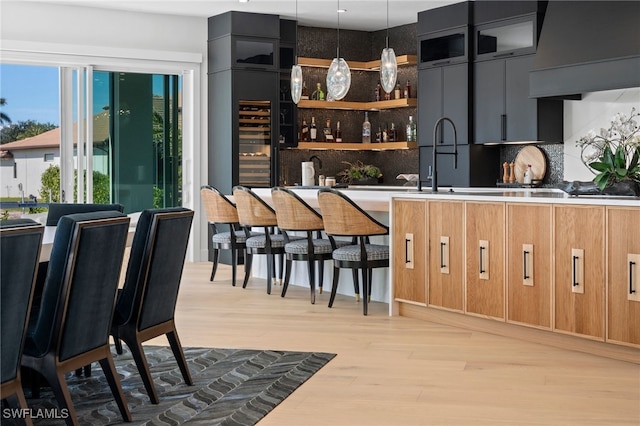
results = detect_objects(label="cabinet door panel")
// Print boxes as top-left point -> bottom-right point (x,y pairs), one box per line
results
419,67 -> 443,147
505,55 -> 536,141
442,63 -> 469,145
553,205 -> 605,339
607,208 -> 640,347
507,203 -> 552,328
465,202 -> 505,319
419,64 -> 469,146
474,60 -> 504,143
393,199 -> 427,304
429,201 -> 464,311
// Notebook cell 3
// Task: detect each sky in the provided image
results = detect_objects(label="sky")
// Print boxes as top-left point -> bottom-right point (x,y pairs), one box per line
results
0,64 -> 111,127
0,64 -> 60,125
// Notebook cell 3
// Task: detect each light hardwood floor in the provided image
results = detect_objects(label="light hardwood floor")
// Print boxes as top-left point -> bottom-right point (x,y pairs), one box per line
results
148,262 -> 640,425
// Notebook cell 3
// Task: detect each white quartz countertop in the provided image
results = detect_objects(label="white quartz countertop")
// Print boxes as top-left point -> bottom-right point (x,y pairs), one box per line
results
389,187 -> 640,207
253,187 -> 639,209
253,187 -> 393,212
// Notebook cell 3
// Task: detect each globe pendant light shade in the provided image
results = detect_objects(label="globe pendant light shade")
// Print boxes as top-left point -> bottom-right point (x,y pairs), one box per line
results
326,57 -> 351,101
380,47 -> 397,94
290,64 -> 303,104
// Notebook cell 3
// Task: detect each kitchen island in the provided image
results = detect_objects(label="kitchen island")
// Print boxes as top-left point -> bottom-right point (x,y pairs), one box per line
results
251,186 -> 394,304
390,188 -> 639,363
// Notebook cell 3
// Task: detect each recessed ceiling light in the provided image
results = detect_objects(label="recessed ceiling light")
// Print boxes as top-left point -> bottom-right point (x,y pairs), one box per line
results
337,9 -> 347,13
239,0 -> 249,3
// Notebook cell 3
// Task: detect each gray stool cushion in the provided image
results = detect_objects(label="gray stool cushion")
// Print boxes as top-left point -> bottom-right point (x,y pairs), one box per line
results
246,234 -> 304,249
212,230 -> 261,244
285,238 -> 350,255
332,244 -> 389,262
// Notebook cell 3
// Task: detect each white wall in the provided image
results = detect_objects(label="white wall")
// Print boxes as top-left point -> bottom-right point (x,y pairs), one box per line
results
1,1 -> 210,261
563,88 -> 640,182
0,149 -> 60,199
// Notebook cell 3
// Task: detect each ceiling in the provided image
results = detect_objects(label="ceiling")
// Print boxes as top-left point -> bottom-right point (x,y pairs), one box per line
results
21,0 -> 461,31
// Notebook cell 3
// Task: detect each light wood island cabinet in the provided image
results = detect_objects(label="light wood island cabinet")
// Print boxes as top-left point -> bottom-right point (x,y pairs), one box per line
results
391,192 -> 640,362
392,199 -> 427,304
553,205 -> 605,340
465,202 -> 505,320
428,201 -> 464,312
606,207 -> 640,347
506,203 -> 552,329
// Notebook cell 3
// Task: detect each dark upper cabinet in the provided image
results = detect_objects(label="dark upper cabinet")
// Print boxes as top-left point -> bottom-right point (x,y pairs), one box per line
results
475,15 -> 537,60
419,27 -> 469,68
418,1 -> 472,34
474,53 -> 562,144
419,63 -> 470,146
208,12 -> 280,73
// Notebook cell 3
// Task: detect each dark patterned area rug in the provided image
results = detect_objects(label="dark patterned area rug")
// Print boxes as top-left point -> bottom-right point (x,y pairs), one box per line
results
13,346 -> 335,425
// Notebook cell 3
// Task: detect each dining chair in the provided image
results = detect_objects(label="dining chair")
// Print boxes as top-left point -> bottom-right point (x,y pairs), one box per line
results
110,207 -> 194,404
317,188 -> 390,315
45,202 -> 124,226
200,185 -> 261,286
21,211 -> 132,425
232,186 -> 303,294
1,220 -> 44,426
271,187 -> 347,304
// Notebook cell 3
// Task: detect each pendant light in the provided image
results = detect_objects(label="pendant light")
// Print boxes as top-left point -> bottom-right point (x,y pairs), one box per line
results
290,0 -> 302,104
380,0 -> 397,94
326,0 -> 351,100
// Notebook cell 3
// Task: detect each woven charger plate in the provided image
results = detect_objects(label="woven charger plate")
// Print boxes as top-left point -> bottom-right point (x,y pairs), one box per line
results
514,146 -> 547,183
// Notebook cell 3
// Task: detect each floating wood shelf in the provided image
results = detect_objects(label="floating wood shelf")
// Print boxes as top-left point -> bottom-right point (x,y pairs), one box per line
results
297,98 -> 417,111
298,55 -> 417,71
296,142 -> 417,151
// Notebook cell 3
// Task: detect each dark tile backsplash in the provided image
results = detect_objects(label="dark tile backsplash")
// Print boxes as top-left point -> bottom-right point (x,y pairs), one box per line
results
285,25 -> 564,189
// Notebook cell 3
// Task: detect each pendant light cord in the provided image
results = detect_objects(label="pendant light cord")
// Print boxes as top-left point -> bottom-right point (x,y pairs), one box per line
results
336,0 -> 341,58
386,0 -> 390,49
294,0 -> 298,65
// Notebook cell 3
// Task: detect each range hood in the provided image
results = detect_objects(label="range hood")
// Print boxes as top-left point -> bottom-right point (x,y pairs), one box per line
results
530,1 -> 640,99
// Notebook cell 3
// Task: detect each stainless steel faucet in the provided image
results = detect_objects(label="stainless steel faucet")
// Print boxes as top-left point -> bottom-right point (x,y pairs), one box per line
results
432,117 -> 458,192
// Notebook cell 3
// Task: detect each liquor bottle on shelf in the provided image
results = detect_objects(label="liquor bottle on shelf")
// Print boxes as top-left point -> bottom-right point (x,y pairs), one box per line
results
382,124 -> 389,142
311,82 -> 325,100
335,121 -> 343,143
362,112 -> 371,143
394,83 -> 401,100
384,90 -> 391,101
301,81 -> 309,100
323,118 -> 334,142
376,125 -> 382,143
390,123 -> 397,142
310,116 -> 317,141
301,118 -> 309,142
406,116 -> 417,142
404,80 -> 412,99
375,82 -> 381,101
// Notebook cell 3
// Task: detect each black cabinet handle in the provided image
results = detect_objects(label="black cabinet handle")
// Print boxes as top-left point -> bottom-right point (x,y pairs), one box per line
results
572,255 -> 579,287
405,238 -> 411,264
479,246 -> 486,274
523,250 -> 530,280
630,261 -> 636,294
440,241 -> 446,268
433,60 -> 451,66
494,52 -> 515,58
501,114 -> 507,141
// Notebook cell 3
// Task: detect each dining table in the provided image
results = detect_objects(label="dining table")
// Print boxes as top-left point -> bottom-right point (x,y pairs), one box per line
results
39,214 -> 139,262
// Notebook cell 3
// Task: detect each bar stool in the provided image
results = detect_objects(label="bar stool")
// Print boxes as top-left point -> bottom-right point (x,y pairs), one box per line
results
232,186 -> 303,294
200,185 -> 261,286
317,188 -> 389,315
271,187 -> 347,304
